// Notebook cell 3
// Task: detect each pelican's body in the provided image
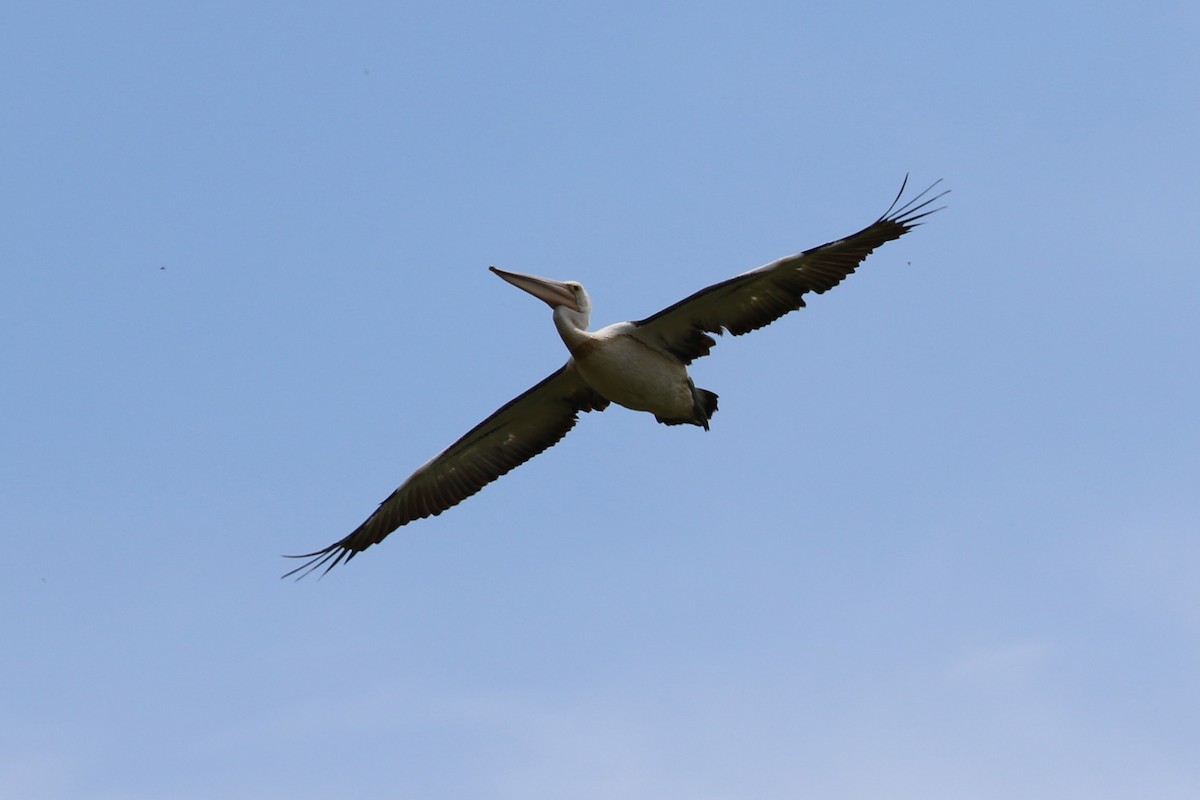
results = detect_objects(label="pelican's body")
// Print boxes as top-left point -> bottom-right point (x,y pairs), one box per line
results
286,178 -> 946,578
531,282 -> 717,428
570,323 -> 711,427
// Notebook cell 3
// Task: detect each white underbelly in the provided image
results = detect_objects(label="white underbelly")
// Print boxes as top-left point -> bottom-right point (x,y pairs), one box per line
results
574,334 -> 694,418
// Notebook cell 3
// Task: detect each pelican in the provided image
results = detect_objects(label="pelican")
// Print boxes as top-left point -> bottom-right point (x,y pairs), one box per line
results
285,178 -> 946,578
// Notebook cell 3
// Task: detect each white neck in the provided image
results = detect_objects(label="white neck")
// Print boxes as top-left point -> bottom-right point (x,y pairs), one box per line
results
553,305 -> 592,353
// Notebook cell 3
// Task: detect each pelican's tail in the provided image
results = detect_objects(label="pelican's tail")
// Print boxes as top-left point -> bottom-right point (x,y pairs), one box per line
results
656,383 -> 718,430
692,386 -> 718,430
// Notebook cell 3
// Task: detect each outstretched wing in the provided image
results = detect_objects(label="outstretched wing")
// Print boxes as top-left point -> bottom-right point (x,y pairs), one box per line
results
631,177 -> 947,364
285,362 -> 609,578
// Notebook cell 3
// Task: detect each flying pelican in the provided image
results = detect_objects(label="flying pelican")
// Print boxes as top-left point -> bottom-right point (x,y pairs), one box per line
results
285,178 -> 946,578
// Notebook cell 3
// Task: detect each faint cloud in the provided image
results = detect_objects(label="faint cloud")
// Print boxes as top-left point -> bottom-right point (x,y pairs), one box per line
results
0,753 -> 71,800
450,694 -> 663,800
946,638 -> 1054,685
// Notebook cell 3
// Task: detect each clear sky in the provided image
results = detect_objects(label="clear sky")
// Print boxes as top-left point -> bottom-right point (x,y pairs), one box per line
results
3,2 -> 1198,798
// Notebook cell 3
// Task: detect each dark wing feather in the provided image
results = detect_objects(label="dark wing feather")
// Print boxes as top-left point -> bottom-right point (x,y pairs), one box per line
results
632,177 -> 947,364
284,363 -> 608,578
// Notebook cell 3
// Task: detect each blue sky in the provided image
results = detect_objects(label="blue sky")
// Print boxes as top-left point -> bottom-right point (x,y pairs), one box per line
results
3,2 -> 1198,798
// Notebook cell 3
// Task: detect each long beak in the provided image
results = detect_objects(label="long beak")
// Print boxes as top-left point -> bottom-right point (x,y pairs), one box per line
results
489,266 -> 581,311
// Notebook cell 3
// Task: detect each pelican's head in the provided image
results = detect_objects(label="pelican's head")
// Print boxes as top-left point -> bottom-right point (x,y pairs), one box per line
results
489,266 -> 589,313
489,265 -> 593,343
